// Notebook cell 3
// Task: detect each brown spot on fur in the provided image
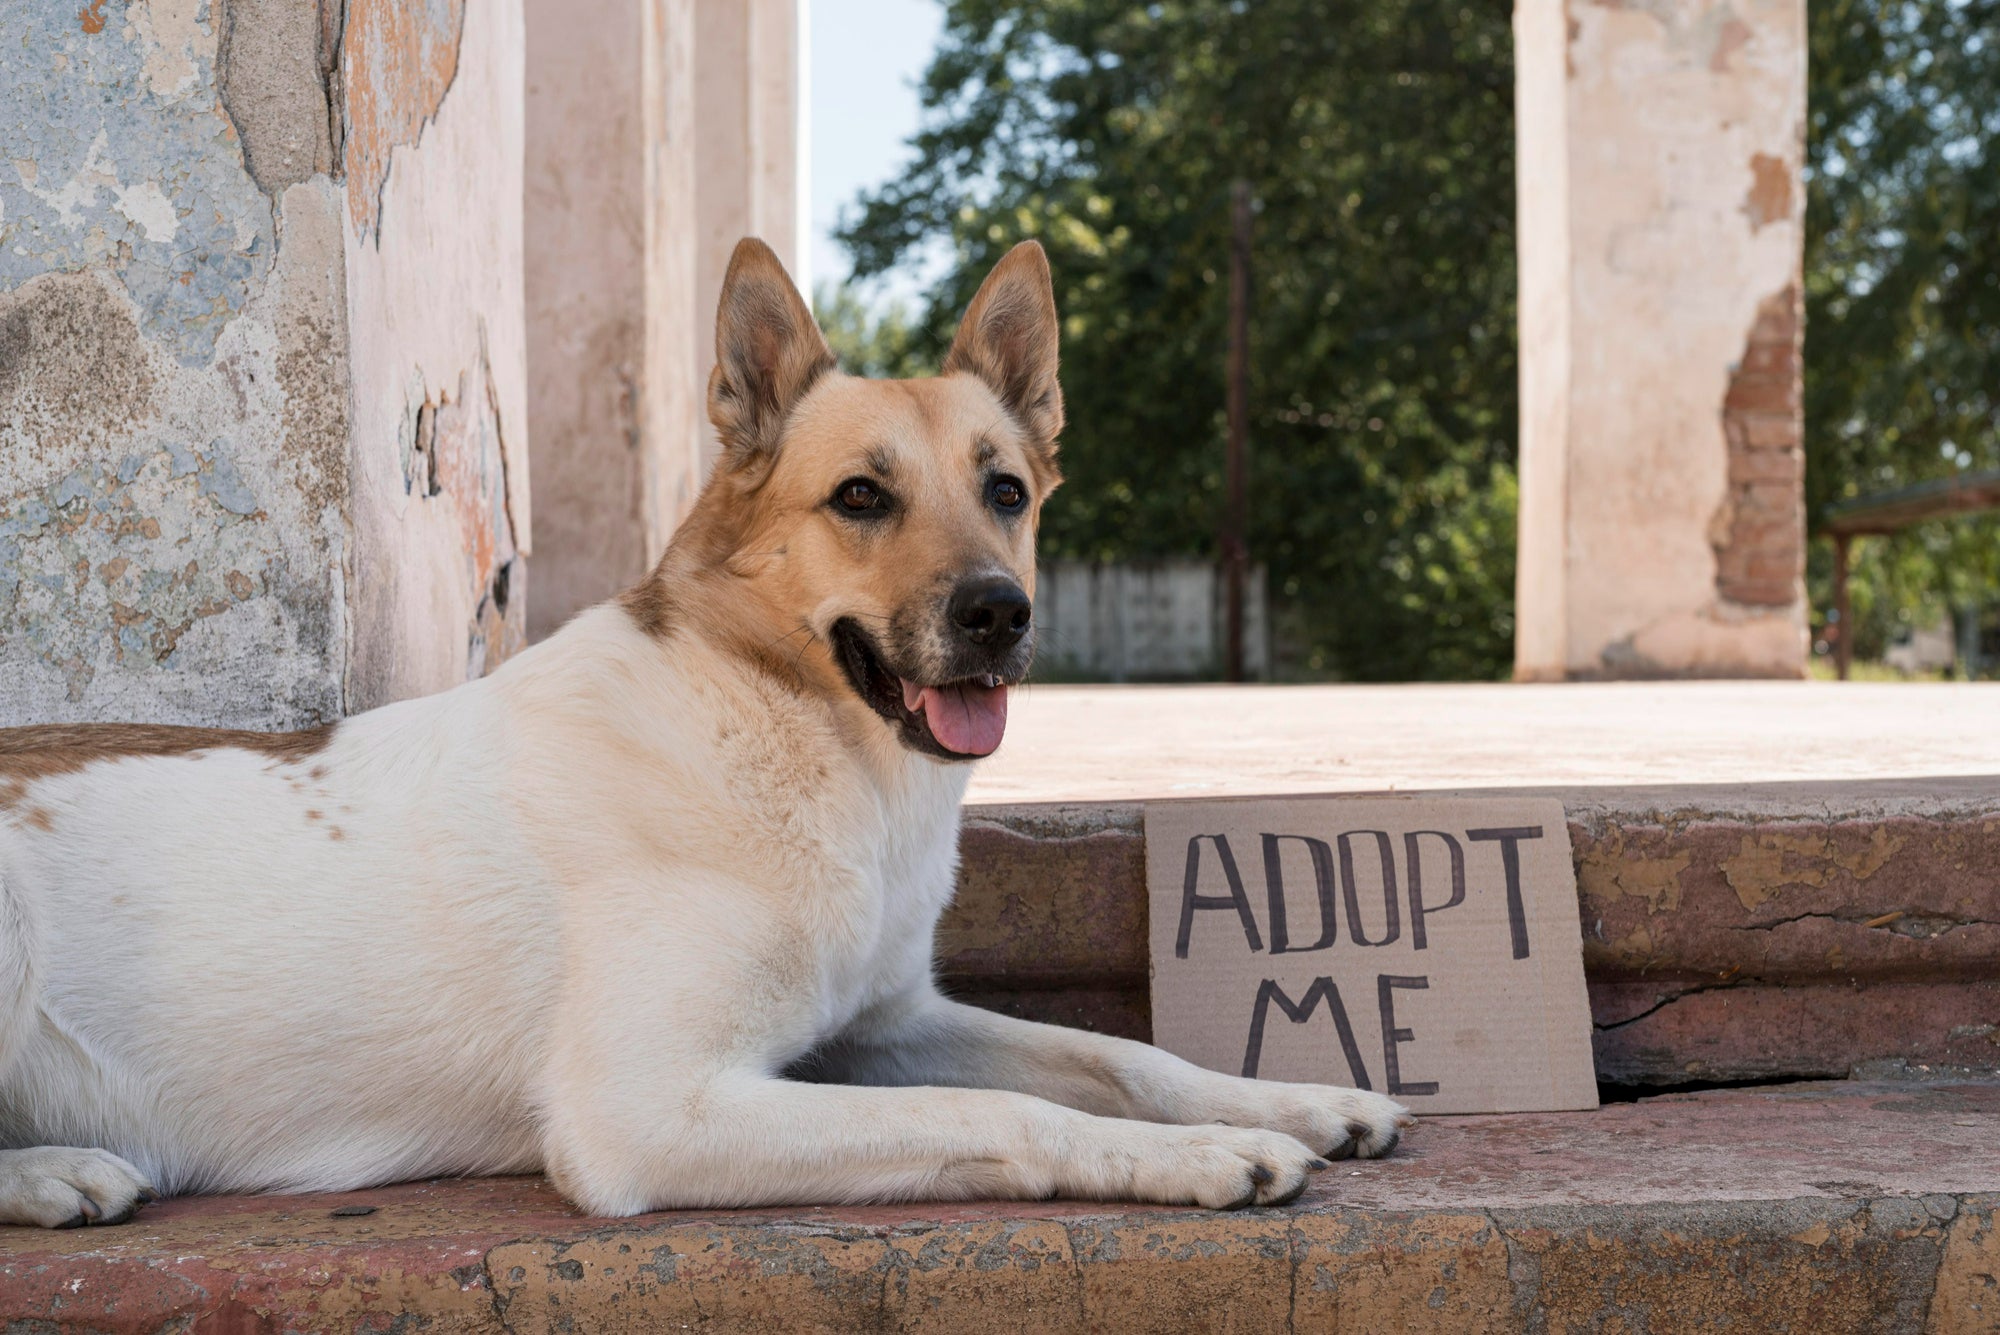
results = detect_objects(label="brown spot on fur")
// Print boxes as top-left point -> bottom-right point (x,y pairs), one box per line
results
22,808 -> 53,832
738,637 -> 812,694
0,722 -> 339,785
619,574 -> 676,639
305,809 -> 324,821
328,826 -> 345,841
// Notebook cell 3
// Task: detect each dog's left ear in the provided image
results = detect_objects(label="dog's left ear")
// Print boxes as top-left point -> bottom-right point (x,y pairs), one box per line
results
708,238 -> 837,464
943,240 -> 1064,447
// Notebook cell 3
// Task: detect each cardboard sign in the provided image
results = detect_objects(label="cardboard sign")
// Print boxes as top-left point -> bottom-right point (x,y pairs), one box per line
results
1146,797 -> 1596,1114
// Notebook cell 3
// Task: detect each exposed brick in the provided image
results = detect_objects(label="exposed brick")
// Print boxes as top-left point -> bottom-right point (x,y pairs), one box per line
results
1737,342 -> 1795,375
1715,283 -> 1804,608
1738,413 -> 1802,449
1729,448 -> 1803,485
1724,372 -> 1799,415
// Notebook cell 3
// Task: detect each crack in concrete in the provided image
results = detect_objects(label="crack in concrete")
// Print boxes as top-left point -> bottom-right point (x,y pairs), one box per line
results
1729,909 -> 2000,939
1593,981 -> 1738,1032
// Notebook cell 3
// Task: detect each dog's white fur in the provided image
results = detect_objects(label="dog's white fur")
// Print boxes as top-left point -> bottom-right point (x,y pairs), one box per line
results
0,241 -> 1405,1229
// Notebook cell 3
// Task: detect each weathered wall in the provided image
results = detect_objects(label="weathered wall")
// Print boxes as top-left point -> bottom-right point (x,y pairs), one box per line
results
1,0 -> 350,727
1513,0 -> 1809,680
341,0 -> 530,702
0,0 -> 527,728
521,0 -> 798,637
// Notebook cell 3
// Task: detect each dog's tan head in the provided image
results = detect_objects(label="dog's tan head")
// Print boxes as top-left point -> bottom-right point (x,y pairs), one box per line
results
647,237 -> 1063,762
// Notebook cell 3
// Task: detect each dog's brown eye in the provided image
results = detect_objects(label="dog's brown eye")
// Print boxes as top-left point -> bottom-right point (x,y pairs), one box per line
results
989,476 -> 1026,511
835,479 -> 883,513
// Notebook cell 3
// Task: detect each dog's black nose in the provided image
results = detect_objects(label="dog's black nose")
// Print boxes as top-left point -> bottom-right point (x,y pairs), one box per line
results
949,577 -> 1031,648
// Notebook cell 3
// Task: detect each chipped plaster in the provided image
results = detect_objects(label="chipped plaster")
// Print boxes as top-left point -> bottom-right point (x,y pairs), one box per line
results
342,0 -> 529,707
0,190 -> 350,727
0,1 -> 273,365
1514,0 -> 1809,679
216,0 -> 338,195
340,0 -> 467,239
1,0 -> 527,727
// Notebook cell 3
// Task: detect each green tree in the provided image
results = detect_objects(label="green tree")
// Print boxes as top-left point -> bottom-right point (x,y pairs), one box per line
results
837,0 -> 1518,680
1806,0 -> 2000,662
813,282 -> 937,380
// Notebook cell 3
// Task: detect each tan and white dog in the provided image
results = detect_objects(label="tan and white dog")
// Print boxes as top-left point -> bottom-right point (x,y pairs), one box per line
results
0,240 -> 1407,1229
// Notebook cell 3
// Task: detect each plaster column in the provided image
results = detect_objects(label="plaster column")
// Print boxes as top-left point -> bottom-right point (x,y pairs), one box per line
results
692,0 -> 803,481
1,0 -> 529,728
1512,0 -> 1808,680
522,0 -> 649,639
523,0 -> 800,638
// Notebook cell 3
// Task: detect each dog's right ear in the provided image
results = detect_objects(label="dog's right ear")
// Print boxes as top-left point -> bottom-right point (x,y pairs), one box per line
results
707,238 -> 837,465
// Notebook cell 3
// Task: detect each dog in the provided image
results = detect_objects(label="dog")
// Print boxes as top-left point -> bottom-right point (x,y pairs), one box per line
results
0,239 -> 1407,1228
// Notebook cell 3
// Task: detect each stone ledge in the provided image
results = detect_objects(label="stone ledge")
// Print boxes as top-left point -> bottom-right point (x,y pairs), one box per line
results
945,781 -> 2000,1083
2,1081 -> 1997,1331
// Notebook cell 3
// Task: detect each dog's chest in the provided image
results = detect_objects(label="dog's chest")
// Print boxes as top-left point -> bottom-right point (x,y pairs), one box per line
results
805,772 -> 966,1032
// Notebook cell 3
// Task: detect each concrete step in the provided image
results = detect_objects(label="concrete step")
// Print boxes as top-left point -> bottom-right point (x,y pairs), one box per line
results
4,1080 -> 1998,1331
948,682 -> 2000,1085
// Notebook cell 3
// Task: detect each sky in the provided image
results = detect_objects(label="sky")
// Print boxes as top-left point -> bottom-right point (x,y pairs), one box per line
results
806,0 -> 945,302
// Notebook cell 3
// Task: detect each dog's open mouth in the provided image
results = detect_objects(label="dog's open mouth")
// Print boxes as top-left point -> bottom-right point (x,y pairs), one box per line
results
831,619 -> 1012,760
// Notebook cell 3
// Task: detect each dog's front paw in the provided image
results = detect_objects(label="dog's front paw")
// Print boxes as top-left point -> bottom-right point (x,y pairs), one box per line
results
0,1147 -> 156,1229
1216,1083 -> 1412,1161
1114,1123 -> 1327,1210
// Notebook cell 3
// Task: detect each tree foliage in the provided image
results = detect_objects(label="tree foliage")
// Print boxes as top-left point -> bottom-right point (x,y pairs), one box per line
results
814,282 -> 936,380
837,0 -> 1518,680
834,0 -> 1999,678
1806,0 -> 2000,661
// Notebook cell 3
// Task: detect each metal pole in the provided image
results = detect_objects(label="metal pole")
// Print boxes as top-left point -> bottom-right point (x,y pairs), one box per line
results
1833,533 -> 1852,681
1223,179 -> 1252,683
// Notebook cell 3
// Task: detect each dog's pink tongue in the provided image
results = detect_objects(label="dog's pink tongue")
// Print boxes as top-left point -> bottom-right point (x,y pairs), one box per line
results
911,680 -> 1009,756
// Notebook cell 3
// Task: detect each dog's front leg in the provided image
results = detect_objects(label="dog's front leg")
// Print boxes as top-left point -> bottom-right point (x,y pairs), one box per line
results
543,1071 -> 1334,1214
807,990 -> 1411,1162
536,889 -> 1329,1214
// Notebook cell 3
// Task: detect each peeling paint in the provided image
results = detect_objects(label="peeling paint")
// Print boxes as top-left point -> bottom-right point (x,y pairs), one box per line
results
0,0 -> 352,729
3,0 -> 524,728
130,0 -> 208,98
340,0 -> 531,708
1743,152 -> 1793,230
0,0 -> 273,364
1718,827 -> 1906,910
1578,838 -> 1691,914
0,207 -> 349,727
1713,284 -> 1804,612
410,350 -> 526,679
339,0 -> 467,238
